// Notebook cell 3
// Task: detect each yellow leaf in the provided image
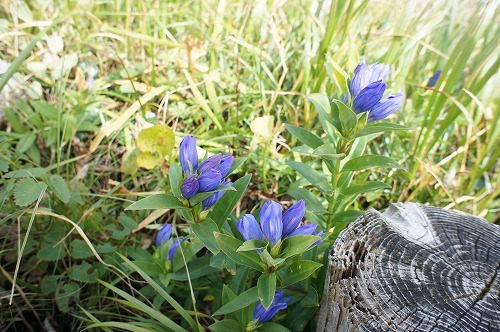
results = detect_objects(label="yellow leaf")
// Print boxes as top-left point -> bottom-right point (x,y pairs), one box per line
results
137,125 -> 175,157
137,151 -> 160,170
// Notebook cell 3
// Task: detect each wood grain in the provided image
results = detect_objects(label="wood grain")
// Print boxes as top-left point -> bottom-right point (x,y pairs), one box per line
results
317,203 -> 499,332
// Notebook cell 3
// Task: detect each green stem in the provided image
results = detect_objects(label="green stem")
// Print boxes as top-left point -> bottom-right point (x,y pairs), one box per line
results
326,138 -> 349,231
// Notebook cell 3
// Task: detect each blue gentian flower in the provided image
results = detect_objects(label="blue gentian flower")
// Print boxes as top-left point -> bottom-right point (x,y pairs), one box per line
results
426,69 -> 442,87
253,290 -> 291,323
156,224 -> 172,247
236,199 -> 322,247
180,174 -> 199,199
347,62 -> 404,121
178,136 -> 234,209
168,237 -> 183,261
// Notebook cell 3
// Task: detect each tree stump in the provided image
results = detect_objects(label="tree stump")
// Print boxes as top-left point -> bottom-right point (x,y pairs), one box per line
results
317,203 -> 499,332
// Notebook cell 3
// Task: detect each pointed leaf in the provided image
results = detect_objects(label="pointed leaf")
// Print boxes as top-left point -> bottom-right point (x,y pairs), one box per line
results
281,260 -> 322,286
285,124 -> 323,149
191,218 -> 220,255
351,122 -> 410,139
258,272 -> 277,309
126,194 -> 188,210
215,233 -> 265,272
341,155 -> 404,172
341,181 -> 391,197
287,161 -> 332,194
48,174 -> 70,203
213,287 -> 259,316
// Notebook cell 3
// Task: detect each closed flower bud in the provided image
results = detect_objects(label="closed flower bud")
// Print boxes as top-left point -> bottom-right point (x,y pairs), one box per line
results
252,290 -> 290,323
180,174 -> 199,199
368,93 -> 404,122
156,224 -> 172,247
179,136 -> 198,175
353,81 -> 386,113
282,200 -> 306,238
197,153 -> 222,174
237,214 -> 264,241
260,201 -> 283,246
168,237 -> 182,261
202,181 -> 232,210
218,154 -> 234,178
426,69 -> 442,88
198,169 -> 222,192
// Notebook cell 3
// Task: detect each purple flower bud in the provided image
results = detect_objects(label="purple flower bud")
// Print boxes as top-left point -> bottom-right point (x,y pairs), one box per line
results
289,223 -> 317,237
168,237 -> 182,261
179,136 -> 198,175
180,174 -> 199,199
218,154 -> 234,178
156,224 -> 172,247
350,62 -> 370,98
368,63 -> 390,84
197,153 -> 222,174
368,93 -> 404,122
201,180 -> 231,210
253,290 -> 290,323
236,214 -> 265,241
198,169 -> 222,192
282,200 -> 306,238
353,81 -> 386,113
260,201 -> 283,246
426,70 -> 442,88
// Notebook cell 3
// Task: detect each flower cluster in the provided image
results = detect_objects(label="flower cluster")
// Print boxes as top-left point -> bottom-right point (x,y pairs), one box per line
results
346,61 -> 404,122
252,291 -> 290,324
179,135 -> 233,210
156,224 -> 182,261
236,200 -> 322,247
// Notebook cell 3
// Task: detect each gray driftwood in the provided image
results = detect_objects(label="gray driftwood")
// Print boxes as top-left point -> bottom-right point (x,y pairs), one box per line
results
317,203 -> 499,332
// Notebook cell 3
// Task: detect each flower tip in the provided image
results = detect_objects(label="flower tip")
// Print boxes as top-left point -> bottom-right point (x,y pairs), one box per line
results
156,224 -> 173,247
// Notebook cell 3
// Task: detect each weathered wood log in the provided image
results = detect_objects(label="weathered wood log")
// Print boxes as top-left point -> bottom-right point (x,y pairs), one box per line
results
317,203 -> 499,332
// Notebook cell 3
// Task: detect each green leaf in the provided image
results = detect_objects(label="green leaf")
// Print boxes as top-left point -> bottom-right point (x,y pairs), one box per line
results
41,275 -> 60,294
258,272 -> 276,309
5,167 -> 46,178
281,260 -> 322,286
70,239 -> 94,259
351,122 -> 410,139
48,174 -> 70,203
311,144 -> 345,161
191,218 -> 220,254
341,181 -> 391,197
333,100 -> 357,135
285,124 -> 323,149
37,241 -> 66,261
307,94 -> 340,132
237,239 -> 268,252
213,287 -> 259,316
16,132 -> 37,154
188,184 -> 236,205
341,155 -> 404,172
169,163 -> 182,198
171,256 -> 218,281
209,320 -> 242,332
280,235 -> 320,260
14,178 -> 47,206
287,161 -> 332,194
0,158 -> 9,173
56,282 -> 80,313
227,157 -> 246,175
332,210 -> 364,223
137,125 -> 175,157
69,262 -> 99,283
96,242 -> 116,254
260,322 -> 292,332
215,233 -> 265,272
126,194 -> 188,210
208,174 -> 251,228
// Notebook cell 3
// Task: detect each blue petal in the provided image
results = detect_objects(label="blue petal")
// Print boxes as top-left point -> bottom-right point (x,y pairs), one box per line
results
282,200 -> 305,238
156,224 -> 172,247
201,181 -> 232,210
353,81 -> 386,113
180,174 -> 199,199
260,201 -> 283,246
426,69 -> 442,87
368,93 -> 404,122
349,62 -> 369,98
237,214 -> 264,241
288,223 -> 317,237
253,290 -> 291,323
168,237 -> 183,261
179,136 -> 198,175
368,63 -> 390,83
198,169 -> 222,192
218,154 -> 234,178
197,153 -> 222,174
